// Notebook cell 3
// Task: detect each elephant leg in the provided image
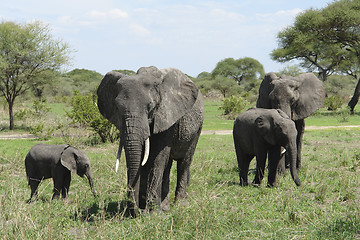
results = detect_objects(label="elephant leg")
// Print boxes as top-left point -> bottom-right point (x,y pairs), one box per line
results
253,150 -> 267,186
234,137 -> 253,186
52,180 -> 63,200
52,167 -> 64,200
267,147 -> 281,187
160,158 -> 173,212
145,133 -> 172,211
175,157 -> 191,202
61,171 -> 71,199
174,132 -> 200,202
29,178 -> 41,201
139,163 -> 150,210
295,119 -> 305,170
236,152 -> 253,186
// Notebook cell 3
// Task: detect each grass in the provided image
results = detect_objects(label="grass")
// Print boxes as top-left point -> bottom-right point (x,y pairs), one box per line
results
0,100 -> 360,239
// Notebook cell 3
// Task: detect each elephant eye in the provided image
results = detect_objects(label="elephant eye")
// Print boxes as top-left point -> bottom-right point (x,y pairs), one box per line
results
84,164 -> 89,169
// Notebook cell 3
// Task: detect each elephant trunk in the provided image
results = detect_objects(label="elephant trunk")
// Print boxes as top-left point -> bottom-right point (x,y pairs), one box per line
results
85,171 -> 97,197
123,135 -> 148,212
287,137 -> 301,186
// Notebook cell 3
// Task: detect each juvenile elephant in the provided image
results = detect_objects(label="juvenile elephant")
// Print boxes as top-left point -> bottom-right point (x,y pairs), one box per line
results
25,144 -> 96,201
97,66 -> 204,215
233,108 -> 301,187
257,72 -> 325,170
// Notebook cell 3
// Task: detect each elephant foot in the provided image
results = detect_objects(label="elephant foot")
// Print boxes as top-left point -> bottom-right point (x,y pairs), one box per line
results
266,182 -> 277,188
239,178 -> 249,186
160,198 -> 171,212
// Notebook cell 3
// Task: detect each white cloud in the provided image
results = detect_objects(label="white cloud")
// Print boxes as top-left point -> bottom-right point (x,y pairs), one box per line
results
130,23 -> 150,37
86,10 -> 107,20
256,8 -> 303,23
109,8 -> 129,19
210,8 -> 246,22
57,8 -> 129,27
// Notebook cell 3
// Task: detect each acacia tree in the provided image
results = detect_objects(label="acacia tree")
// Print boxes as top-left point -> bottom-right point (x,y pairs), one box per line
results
211,57 -> 265,85
272,0 -> 360,112
271,8 -> 348,82
0,21 -> 71,129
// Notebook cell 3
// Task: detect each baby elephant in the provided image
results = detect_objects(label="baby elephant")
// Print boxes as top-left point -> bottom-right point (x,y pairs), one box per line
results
25,144 -> 96,201
233,108 -> 301,187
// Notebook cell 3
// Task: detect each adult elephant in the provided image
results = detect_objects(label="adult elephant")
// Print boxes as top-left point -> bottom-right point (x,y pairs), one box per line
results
97,66 -> 204,216
256,72 -> 325,170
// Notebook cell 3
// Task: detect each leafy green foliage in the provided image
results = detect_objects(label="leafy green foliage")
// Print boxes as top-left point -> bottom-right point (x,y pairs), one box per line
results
67,91 -> 119,143
219,96 -> 249,119
211,76 -> 239,97
211,57 -> 265,85
324,96 -> 344,111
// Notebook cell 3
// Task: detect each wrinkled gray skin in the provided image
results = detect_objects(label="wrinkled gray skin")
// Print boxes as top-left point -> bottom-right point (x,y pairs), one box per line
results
233,108 -> 301,187
25,144 -> 96,201
256,72 -> 325,171
97,66 -> 204,215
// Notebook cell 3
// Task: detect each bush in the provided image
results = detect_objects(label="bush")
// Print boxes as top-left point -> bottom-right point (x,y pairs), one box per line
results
219,96 -> 249,119
324,95 -> 343,111
67,91 -> 119,143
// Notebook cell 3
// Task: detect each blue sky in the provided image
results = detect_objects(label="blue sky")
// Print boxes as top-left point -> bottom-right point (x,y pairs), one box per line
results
1,0 -> 332,77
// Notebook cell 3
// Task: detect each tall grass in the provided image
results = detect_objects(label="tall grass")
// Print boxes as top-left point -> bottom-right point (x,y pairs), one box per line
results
1,128 -> 359,239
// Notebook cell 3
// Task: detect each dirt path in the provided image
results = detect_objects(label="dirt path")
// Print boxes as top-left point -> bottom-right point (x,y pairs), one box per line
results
0,125 -> 360,139
200,125 -> 360,135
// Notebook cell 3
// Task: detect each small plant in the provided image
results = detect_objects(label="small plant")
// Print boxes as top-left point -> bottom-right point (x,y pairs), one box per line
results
67,91 -> 119,143
219,96 -> 249,119
337,108 -> 350,123
324,95 -> 343,111
29,122 -> 55,140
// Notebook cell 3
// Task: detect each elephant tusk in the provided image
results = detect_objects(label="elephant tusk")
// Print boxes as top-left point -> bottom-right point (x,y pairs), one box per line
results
281,148 -> 286,155
115,158 -> 120,173
141,138 -> 150,166
115,142 -> 123,173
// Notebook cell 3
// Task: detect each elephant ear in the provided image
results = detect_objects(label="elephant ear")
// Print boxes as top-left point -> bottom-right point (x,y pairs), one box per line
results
60,146 -> 77,174
292,73 -> 325,120
153,69 -> 199,134
256,72 -> 279,108
255,116 -> 277,146
97,71 -> 124,128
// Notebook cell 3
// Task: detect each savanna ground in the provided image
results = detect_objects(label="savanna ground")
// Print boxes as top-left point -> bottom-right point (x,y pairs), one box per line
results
0,100 -> 360,239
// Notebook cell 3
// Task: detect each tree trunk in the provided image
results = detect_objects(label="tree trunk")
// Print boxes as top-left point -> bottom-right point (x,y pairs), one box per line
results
8,100 -> 14,130
348,77 -> 360,114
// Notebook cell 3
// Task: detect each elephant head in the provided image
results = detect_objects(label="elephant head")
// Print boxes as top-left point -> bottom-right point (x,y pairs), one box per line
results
60,145 -> 96,197
97,66 -> 200,206
256,72 -> 325,120
255,109 -> 301,186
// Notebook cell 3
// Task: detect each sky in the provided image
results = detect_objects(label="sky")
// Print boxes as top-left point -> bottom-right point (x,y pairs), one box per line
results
1,0 -> 333,77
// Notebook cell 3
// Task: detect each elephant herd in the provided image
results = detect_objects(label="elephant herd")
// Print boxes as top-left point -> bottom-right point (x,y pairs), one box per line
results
24,66 -> 325,217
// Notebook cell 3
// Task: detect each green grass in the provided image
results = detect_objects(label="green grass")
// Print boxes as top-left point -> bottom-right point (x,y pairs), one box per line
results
203,100 -> 234,131
1,130 -> 360,239
1,99 -> 360,239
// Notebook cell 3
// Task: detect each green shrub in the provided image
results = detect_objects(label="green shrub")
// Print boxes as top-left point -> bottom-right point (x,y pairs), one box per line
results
324,95 -> 343,111
219,96 -> 249,119
29,122 -> 55,140
67,91 -> 119,143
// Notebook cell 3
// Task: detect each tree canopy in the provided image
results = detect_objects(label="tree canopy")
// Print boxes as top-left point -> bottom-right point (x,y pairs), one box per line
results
211,57 -> 265,85
271,0 -> 360,111
0,21 -> 71,129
